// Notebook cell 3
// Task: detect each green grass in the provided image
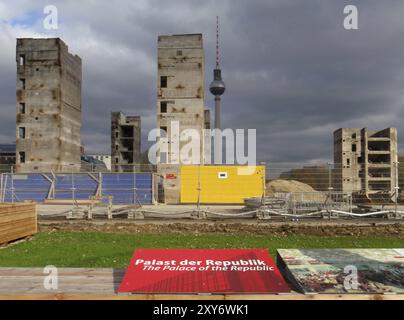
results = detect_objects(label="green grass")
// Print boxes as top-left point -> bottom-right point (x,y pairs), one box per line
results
0,232 -> 402,268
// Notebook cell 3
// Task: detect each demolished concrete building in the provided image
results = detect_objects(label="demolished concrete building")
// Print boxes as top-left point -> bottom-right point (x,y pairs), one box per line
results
333,128 -> 398,202
15,38 -> 82,172
156,34 -> 208,203
111,112 -> 141,172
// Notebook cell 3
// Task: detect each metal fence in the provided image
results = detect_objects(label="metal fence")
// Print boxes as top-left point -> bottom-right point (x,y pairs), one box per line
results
0,171 -> 155,205
1,162 -> 404,206
264,162 -> 403,205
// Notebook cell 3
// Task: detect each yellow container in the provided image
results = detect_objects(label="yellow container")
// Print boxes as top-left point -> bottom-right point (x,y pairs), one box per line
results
180,165 -> 265,204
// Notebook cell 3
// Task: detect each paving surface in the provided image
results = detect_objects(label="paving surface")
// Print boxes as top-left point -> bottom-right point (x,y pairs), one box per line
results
0,268 -> 402,300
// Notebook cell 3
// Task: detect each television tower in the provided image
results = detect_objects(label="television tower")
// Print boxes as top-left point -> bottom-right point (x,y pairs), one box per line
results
209,16 -> 226,162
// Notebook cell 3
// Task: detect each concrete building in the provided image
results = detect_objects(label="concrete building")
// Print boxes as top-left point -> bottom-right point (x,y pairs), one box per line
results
156,34 -> 206,163
111,112 -> 141,172
15,38 -> 82,172
0,144 -> 16,172
156,34 -> 207,203
333,128 -> 398,201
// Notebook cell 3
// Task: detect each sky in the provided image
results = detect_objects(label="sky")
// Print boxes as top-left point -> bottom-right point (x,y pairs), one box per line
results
0,0 -> 404,165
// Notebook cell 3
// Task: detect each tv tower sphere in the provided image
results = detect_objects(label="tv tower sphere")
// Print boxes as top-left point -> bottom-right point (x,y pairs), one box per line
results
209,69 -> 226,96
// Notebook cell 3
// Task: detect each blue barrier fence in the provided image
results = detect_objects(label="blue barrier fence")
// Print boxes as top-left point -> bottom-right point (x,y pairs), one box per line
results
0,172 -> 154,204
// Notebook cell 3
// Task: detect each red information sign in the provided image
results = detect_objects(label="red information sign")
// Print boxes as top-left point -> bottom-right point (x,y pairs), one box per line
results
118,249 -> 290,293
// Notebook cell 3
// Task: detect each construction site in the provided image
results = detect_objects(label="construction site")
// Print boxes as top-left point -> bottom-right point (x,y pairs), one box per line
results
0,9 -> 403,302
0,33 -> 404,226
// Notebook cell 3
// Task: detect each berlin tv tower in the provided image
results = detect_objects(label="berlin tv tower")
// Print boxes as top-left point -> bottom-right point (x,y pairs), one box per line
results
209,16 -> 226,162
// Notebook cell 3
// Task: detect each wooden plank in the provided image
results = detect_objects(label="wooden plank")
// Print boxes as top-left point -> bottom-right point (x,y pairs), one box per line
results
0,223 -> 37,235
0,232 -> 34,244
43,199 -> 100,205
0,203 -> 35,207
0,268 -> 124,276
0,209 -> 38,218
0,219 -> 37,233
0,267 -> 119,295
0,210 -> 35,218
0,204 -> 36,212
0,203 -> 37,245
0,222 -> 37,234
0,220 -> 37,232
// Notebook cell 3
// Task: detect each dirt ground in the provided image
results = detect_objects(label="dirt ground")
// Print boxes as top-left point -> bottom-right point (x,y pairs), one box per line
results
36,203 -> 404,237
39,219 -> 404,237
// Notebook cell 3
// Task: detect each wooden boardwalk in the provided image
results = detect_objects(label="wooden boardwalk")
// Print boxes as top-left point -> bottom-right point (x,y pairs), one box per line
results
0,268 -> 403,300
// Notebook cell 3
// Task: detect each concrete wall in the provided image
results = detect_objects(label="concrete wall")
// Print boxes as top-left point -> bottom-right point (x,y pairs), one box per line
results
15,38 -> 81,173
157,164 -> 181,204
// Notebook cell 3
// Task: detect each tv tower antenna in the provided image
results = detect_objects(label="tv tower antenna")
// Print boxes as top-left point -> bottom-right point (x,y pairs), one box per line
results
216,15 -> 220,68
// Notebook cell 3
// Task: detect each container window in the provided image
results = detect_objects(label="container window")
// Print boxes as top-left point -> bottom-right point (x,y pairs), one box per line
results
218,172 -> 228,179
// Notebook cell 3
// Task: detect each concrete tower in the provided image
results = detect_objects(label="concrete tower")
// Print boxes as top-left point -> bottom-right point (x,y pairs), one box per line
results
156,34 -> 205,203
15,38 -> 82,173
209,17 -> 226,163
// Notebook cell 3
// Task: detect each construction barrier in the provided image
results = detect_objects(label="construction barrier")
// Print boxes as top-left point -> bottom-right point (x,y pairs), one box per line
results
0,172 -> 155,205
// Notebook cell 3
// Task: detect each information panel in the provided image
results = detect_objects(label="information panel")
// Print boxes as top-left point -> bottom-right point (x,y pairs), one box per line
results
118,248 -> 290,293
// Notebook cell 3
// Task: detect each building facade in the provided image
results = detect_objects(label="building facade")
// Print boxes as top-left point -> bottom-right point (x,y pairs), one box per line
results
333,128 -> 398,201
15,38 -> 82,172
156,34 -> 208,203
156,34 -> 206,163
111,112 -> 141,172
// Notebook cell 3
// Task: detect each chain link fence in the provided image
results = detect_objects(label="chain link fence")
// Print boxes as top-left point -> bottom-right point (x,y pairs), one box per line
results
0,162 -> 403,219
265,162 -> 402,205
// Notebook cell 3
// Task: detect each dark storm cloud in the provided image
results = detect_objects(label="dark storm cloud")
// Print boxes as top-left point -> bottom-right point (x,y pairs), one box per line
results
0,0 -> 403,163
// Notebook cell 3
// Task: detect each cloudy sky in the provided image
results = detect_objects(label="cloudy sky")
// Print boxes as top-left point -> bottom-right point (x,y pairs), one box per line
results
1,0 -> 404,164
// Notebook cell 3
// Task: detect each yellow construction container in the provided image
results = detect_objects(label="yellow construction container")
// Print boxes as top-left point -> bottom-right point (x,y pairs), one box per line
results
180,165 -> 265,204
